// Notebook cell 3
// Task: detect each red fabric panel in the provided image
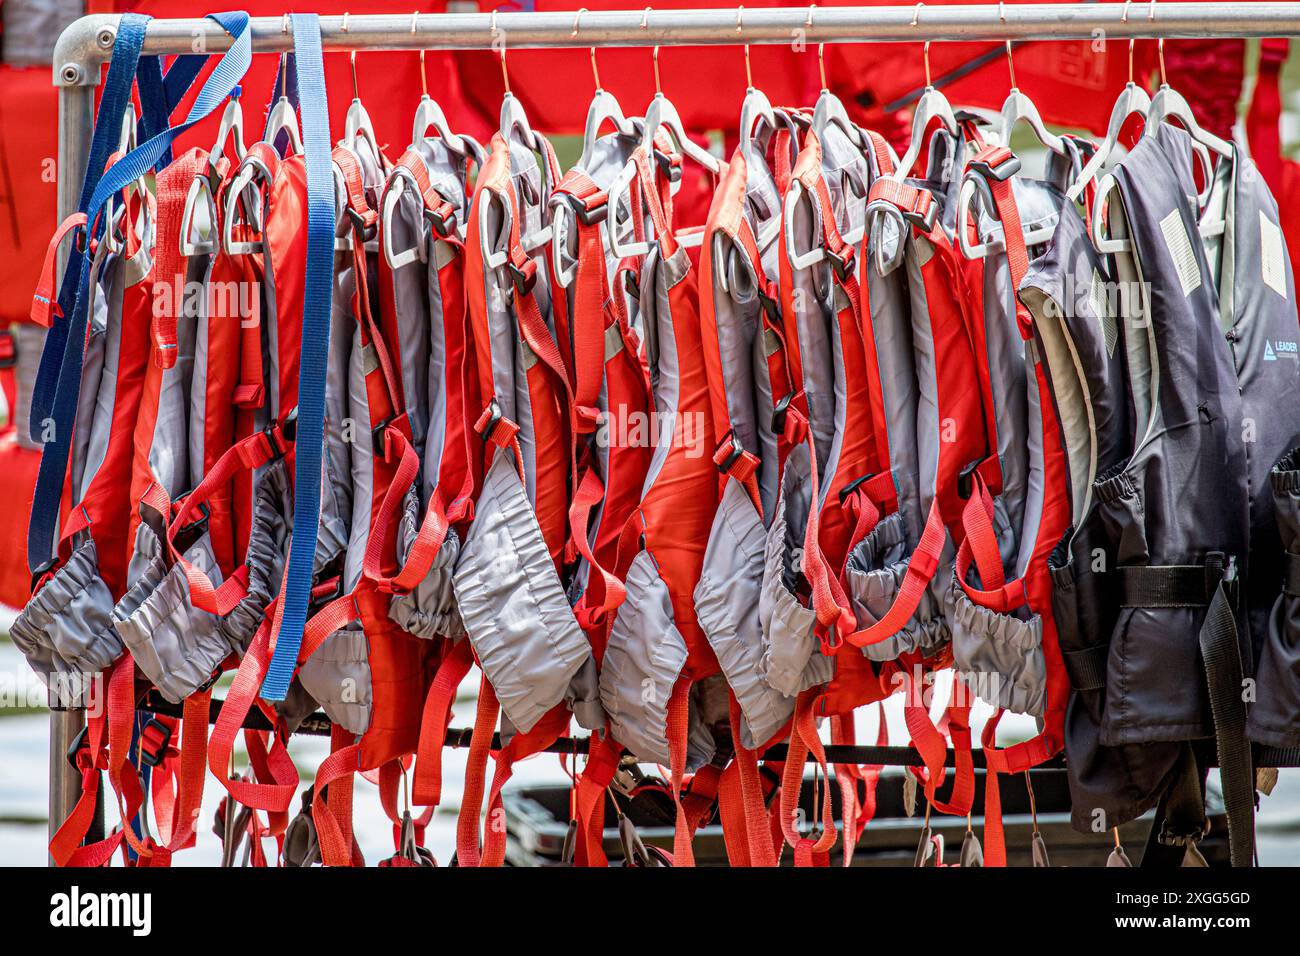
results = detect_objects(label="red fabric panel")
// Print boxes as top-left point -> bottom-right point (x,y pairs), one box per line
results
0,431 -> 39,608
0,66 -> 60,325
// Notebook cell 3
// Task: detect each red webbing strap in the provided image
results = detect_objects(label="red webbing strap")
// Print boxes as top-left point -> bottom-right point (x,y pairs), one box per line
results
865,130 -> 896,177
801,413 -> 856,650
478,706 -> 569,868
152,149 -> 207,369
729,693 -> 778,867
455,674 -> 499,868
166,424 -> 289,614
311,725 -> 363,867
360,426 -> 443,594
971,144 -> 1034,341
981,712 -> 1008,867
555,170 -> 608,435
955,473 -> 1030,613
152,689 -> 211,859
31,213 -> 89,326
573,732 -> 619,867
412,638 -> 474,807
568,465 -> 627,628
632,146 -> 678,260
665,678 -> 702,866
207,603 -> 298,830
778,689 -> 837,864
867,177 -> 935,225
717,761 -> 751,866
844,497 -> 946,648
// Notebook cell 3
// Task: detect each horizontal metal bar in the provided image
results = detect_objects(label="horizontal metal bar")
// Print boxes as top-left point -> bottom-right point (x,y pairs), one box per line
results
54,4 -> 1300,86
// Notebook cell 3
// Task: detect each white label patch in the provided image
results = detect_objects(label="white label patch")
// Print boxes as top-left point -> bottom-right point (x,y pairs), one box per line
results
1159,209 -> 1202,297
1261,210 -> 1287,299
1089,268 -> 1119,359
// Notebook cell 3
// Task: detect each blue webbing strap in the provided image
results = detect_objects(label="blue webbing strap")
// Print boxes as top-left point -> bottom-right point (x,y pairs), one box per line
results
26,12 -> 252,574
29,13 -> 150,439
260,14 -> 333,701
137,53 -> 208,168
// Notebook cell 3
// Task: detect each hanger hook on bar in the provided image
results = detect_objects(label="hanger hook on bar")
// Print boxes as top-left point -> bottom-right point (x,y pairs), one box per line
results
279,15 -> 290,93
737,6 -> 753,90
913,4 -> 932,88
640,8 -> 661,95
806,5 -> 827,91
342,13 -> 360,101
571,8 -> 601,92
1122,0 -> 1136,83
411,11 -> 428,98
490,10 -> 510,95
1149,0 -> 1167,85
999,3 -> 1016,89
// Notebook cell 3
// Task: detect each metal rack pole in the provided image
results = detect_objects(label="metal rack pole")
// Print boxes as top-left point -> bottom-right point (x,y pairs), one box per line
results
43,1 -> 1300,855
50,4 -> 1300,86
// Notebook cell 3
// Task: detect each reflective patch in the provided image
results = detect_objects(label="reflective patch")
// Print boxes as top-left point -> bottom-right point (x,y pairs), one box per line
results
1158,208 -> 1202,297
1261,210 -> 1287,299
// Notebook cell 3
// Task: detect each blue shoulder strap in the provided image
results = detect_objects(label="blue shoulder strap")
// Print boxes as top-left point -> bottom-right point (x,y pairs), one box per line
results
137,53 -> 209,168
29,12 -> 150,437
260,14 -> 334,701
27,12 -> 252,574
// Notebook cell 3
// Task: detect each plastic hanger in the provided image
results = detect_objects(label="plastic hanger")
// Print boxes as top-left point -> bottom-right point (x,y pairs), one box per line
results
264,32 -> 304,158
554,12 -> 638,288
180,88 -> 248,257
891,6 -> 959,180
408,13 -> 469,155
339,15 -> 384,172
478,15 -> 552,269
103,106 -> 151,256
610,22 -> 721,259
806,7 -> 865,152
736,7 -> 779,175
995,6 -> 1066,158
1066,4 -> 1150,203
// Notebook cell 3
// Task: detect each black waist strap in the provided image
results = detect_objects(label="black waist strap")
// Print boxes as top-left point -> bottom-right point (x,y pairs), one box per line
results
1118,555 -> 1228,608
1062,643 -> 1108,691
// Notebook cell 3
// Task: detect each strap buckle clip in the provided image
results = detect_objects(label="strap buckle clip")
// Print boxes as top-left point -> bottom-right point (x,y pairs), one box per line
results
508,256 -> 538,296
173,499 -> 211,555
827,244 -> 855,282
715,430 -> 746,475
968,148 -> 1022,183
425,202 -> 458,239
477,398 -> 504,443
346,206 -> 378,243
138,717 -> 175,769
653,148 -> 682,185
559,189 -> 608,226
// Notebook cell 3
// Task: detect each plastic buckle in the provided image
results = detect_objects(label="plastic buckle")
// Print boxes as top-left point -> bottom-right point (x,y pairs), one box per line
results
371,415 -> 394,460
757,287 -> 780,322
904,194 -> 939,232
0,330 -> 15,369
715,432 -> 745,474
653,148 -> 682,185
623,269 -> 640,299
173,500 -> 211,555
478,399 -> 503,443
508,256 -> 538,296
560,190 -> 608,226
772,392 -> 795,435
66,724 -> 90,769
264,407 -> 299,461
839,473 -> 875,506
346,206 -> 378,243
425,203 -> 457,239
30,556 -> 57,595
138,717 -> 173,769
969,150 -> 1022,183
957,458 -> 983,500
827,244 -> 855,283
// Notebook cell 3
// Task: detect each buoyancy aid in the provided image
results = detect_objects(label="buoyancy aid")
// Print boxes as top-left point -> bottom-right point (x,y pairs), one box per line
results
949,131 -> 1092,864
596,139 -> 726,867
1072,124 -> 1300,866
376,134 -> 481,831
453,127 -> 595,867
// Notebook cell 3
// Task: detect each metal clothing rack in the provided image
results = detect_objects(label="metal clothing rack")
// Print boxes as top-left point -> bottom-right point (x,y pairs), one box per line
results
43,3 -> 1300,850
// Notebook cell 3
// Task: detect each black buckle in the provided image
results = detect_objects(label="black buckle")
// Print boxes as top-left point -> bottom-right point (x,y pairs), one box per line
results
560,190 -> 608,226
66,724 -> 90,769
827,245 -> 855,282
653,148 -> 682,185
757,287 -> 780,321
173,500 -> 211,555
715,432 -> 745,474
0,330 -> 15,369
425,204 -> 457,238
30,556 -> 57,593
264,407 -> 299,461
772,392 -> 795,435
138,717 -> 173,769
969,152 -> 1022,183
371,415 -> 394,456
479,399 -> 503,443
957,458 -> 983,500
508,257 -> 538,296
839,473 -> 874,506
623,269 -> 640,300
346,207 -> 378,243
